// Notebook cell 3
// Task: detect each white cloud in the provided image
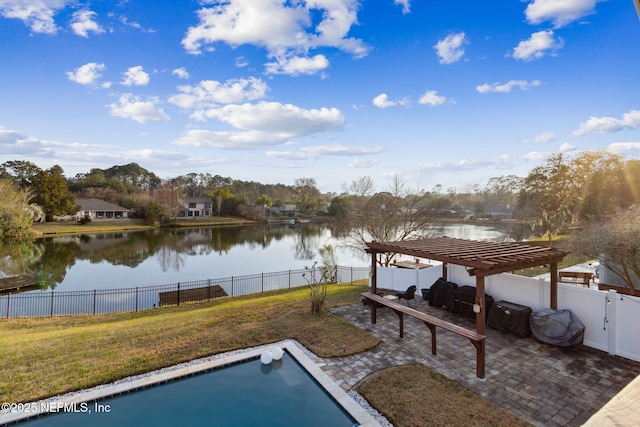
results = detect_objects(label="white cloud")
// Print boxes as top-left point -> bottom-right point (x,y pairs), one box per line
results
512,30 -> 563,61
0,126 -> 199,174
266,144 -> 383,160
235,56 -> 249,68
0,0 -> 71,34
172,67 -> 190,80
525,0 -> 601,28
70,9 -> 104,38
573,110 -> 640,136
119,15 -> 155,33
523,131 -> 556,143
121,66 -> 150,86
173,130 -> 286,149
434,32 -> 466,64
373,93 -> 393,109
201,101 -> 345,137
0,126 -> 52,155
174,101 -> 345,149
108,94 -> 170,123
559,142 -> 576,152
372,93 -> 409,109
66,62 -> 108,86
181,0 -> 369,75
169,77 -> 269,110
416,155 -> 520,173
522,151 -> 552,162
265,150 -> 310,160
394,0 -> 411,14
418,90 -> 449,106
265,54 -> 329,76
348,158 -> 378,168
414,150 -> 575,177
476,79 -> 541,94
607,142 -> 640,155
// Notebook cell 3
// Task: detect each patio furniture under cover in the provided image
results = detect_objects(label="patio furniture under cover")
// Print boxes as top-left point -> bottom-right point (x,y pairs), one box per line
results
530,308 -> 585,347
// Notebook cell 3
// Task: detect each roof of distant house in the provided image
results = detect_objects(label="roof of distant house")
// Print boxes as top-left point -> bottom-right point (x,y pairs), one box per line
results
76,198 -> 129,212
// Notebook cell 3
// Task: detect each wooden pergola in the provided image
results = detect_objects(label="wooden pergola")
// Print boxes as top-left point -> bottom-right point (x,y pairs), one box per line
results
365,237 -> 569,377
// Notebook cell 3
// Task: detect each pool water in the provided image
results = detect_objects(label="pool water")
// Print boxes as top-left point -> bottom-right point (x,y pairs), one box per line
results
19,352 -> 358,426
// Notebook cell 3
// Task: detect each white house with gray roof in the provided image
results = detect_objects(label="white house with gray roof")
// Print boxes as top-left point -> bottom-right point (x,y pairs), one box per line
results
76,198 -> 130,220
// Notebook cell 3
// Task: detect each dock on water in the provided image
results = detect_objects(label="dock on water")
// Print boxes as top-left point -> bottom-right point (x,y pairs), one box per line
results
159,284 -> 228,306
0,275 -> 40,293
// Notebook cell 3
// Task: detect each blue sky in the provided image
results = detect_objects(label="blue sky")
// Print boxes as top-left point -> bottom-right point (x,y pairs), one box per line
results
1,1 -> 639,194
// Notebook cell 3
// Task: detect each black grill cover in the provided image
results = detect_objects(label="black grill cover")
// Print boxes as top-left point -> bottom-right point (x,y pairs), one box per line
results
429,278 -> 458,310
453,286 -> 494,320
488,300 -> 532,337
530,309 -> 585,347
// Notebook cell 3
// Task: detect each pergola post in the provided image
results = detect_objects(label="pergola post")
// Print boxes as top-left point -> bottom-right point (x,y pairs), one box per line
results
550,262 -> 558,309
370,251 -> 378,324
475,275 -> 486,335
442,262 -> 448,280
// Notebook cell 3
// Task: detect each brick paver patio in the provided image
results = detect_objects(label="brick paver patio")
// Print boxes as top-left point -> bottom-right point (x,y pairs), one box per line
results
318,297 -> 640,427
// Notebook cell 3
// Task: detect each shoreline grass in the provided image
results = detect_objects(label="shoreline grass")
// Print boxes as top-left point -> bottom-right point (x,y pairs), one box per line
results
30,217 -> 256,236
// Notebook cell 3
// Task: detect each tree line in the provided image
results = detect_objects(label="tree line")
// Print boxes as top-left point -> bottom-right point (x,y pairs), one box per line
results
1,151 -> 639,281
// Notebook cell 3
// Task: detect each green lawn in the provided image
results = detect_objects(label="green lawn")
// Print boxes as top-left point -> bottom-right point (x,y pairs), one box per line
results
0,283 -> 532,426
0,284 -> 377,403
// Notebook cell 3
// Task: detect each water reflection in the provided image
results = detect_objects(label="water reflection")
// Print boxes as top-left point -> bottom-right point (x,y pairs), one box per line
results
433,222 -> 514,242
0,224 -> 368,292
0,222 -> 511,292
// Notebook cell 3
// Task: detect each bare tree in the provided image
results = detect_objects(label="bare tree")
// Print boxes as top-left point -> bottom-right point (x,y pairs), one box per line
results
345,175 -> 376,215
154,179 -> 185,221
303,244 -> 337,314
346,175 -> 440,266
294,177 -> 320,212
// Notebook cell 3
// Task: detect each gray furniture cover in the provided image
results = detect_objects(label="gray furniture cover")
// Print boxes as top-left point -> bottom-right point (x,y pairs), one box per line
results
530,309 -> 585,347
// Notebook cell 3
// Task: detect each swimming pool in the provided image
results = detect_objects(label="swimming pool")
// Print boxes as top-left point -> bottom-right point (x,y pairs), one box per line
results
3,341 -> 378,426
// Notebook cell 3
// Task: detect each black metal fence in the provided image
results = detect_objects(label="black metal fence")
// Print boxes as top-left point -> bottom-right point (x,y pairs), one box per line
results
0,266 -> 370,318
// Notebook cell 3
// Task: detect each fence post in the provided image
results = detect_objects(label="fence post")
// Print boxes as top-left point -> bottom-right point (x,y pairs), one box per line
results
50,292 -> 54,317
288,270 -> 291,289
606,290 -> 617,356
93,289 -> 97,315
231,277 -> 234,297
177,283 -> 181,306
6,294 -> 9,319
135,287 -> 139,312
207,279 -> 211,301
262,273 -> 264,293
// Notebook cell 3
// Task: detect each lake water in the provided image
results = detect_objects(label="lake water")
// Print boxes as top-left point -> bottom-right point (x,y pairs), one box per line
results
0,222 -> 511,293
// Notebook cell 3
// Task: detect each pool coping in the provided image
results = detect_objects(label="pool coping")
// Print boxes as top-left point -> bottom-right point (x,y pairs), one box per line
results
0,340 -> 381,427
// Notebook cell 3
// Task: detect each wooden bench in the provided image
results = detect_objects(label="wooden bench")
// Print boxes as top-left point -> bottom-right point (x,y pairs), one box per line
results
361,292 -> 487,378
558,271 -> 593,287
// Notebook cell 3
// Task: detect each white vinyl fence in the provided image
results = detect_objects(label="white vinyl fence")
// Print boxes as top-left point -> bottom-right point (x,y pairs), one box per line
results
376,264 -> 640,363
